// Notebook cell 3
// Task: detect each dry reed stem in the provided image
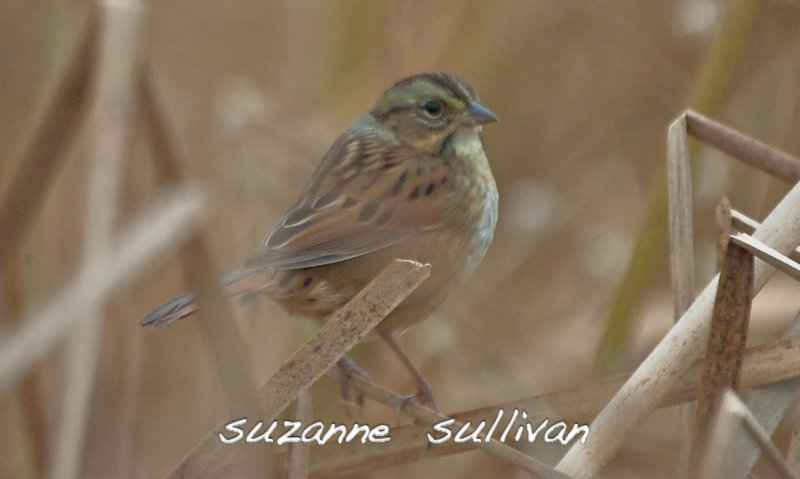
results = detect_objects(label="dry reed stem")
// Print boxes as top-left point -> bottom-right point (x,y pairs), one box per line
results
167,259 -> 430,479
689,241 -> 753,476
685,111 -> 800,183
558,109 -> 800,478
0,9 -> 95,277
0,186 -> 203,396
142,66 -> 268,475
287,389 -> 312,479
698,391 -> 797,479
308,336 -> 800,477
51,2 -> 146,478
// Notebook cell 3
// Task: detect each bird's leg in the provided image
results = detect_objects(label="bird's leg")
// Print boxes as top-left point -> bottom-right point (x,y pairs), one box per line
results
380,331 -> 436,409
335,355 -> 371,415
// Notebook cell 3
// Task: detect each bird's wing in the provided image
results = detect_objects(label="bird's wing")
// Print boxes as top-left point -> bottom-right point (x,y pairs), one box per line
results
251,131 -> 453,270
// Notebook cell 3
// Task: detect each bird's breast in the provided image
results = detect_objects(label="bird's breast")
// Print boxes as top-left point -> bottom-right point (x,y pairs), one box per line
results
444,149 -> 498,274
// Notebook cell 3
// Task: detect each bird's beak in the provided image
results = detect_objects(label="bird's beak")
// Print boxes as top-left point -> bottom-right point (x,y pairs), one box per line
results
464,101 -> 499,126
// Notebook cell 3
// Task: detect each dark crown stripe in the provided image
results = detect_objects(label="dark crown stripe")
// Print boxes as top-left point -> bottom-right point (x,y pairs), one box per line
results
421,72 -> 476,103
389,72 -> 476,104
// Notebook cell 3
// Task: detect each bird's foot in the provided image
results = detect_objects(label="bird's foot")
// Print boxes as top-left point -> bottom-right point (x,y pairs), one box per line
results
397,377 -> 437,412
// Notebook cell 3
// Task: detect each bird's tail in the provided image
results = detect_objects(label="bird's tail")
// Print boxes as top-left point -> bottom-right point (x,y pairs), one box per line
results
141,266 -> 274,327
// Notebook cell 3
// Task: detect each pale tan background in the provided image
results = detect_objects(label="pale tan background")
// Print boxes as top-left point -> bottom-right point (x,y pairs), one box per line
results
3,1 -> 800,477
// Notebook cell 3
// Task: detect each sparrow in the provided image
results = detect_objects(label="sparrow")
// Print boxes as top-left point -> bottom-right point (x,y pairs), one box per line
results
143,72 -> 499,406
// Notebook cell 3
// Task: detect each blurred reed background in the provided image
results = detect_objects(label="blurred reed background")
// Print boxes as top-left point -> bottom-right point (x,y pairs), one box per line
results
2,0 -> 800,477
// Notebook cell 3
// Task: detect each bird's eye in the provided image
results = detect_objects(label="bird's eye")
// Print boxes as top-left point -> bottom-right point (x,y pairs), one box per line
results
422,100 -> 443,118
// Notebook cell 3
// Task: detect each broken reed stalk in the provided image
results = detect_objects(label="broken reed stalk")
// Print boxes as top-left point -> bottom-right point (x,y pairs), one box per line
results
166,259 -> 430,479
0,187 -> 204,396
51,2 -> 146,479
142,68 -> 268,475
689,240 -> 753,477
557,110 -> 800,479
0,9 -> 95,278
308,335 -> 800,477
